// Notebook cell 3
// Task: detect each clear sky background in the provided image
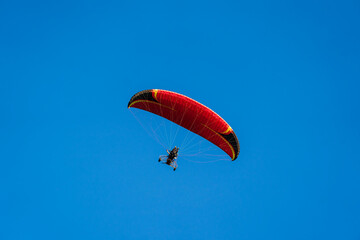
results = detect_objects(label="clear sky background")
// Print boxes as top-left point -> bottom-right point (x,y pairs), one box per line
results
1,0 -> 360,239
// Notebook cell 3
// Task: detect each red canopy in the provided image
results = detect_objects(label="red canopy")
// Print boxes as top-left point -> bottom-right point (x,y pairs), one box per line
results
128,89 -> 239,160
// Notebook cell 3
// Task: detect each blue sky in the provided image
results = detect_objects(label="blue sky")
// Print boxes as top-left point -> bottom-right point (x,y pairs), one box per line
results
1,0 -> 360,239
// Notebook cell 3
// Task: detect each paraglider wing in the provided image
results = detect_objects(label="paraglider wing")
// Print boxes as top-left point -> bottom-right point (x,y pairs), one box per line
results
128,89 -> 240,160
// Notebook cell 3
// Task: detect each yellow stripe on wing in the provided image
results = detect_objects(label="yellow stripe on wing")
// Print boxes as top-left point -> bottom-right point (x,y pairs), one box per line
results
153,89 -> 159,101
202,124 -> 235,160
128,99 -> 175,111
220,126 -> 232,134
